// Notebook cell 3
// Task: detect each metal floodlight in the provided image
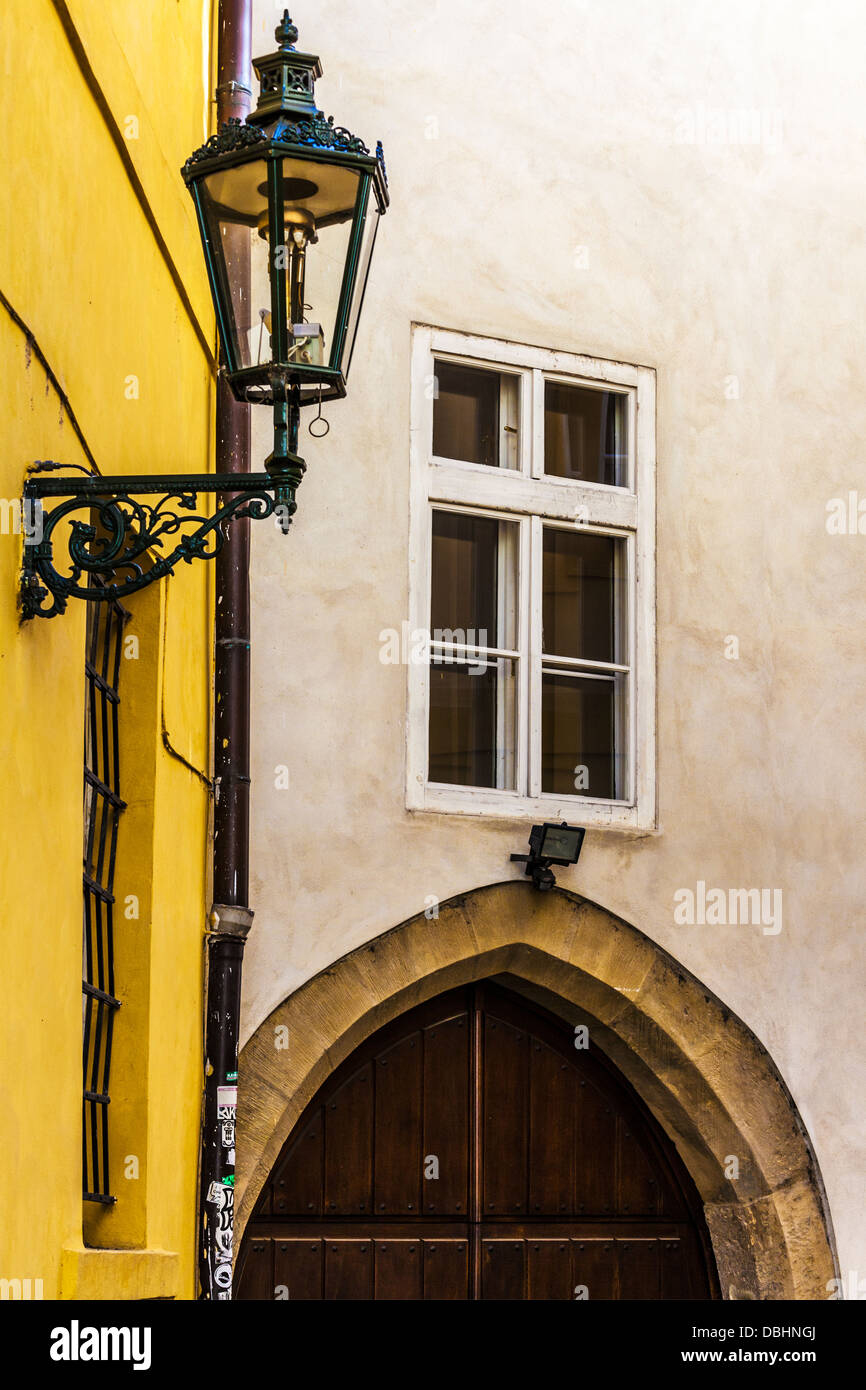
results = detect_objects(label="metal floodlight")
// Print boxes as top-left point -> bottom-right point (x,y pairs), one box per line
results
510,822 -> 586,891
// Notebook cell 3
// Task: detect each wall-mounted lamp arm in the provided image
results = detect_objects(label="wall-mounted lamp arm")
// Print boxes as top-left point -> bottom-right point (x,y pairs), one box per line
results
19,464 -> 302,620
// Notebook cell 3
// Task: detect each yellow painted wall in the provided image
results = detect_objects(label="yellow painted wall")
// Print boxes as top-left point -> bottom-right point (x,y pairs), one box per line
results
0,0 -> 216,1300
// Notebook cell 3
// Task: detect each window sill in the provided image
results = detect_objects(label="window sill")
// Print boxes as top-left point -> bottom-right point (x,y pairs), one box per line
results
407,784 -> 657,834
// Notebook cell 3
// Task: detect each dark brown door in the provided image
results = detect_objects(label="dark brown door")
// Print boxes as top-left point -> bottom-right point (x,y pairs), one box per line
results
236,981 -> 719,1300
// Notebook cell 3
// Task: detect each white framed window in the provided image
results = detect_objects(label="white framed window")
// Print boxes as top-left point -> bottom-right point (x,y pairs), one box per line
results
407,326 -> 656,831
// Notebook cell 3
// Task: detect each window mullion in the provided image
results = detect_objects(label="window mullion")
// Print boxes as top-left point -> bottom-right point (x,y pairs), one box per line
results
627,389 -> 637,493
429,642 -> 519,660
428,464 -> 636,528
496,519 -> 517,789
541,656 -> 631,674
528,514 -> 543,798
516,514 -> 531,796
529,369 -> 543,478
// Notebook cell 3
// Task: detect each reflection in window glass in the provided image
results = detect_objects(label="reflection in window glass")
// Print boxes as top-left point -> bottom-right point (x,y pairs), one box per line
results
544,382 -> 627,486
431,510 -> 518,651
433,360 -> 519,468
541,671 -> 626,799
428,509 -> 519,790
542,529 -> 625,665
541,527 -> 628,799
429,656 -> 515,789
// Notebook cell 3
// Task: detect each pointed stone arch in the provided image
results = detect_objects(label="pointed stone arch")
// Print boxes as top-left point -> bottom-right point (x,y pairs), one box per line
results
236,883 -> 837,1299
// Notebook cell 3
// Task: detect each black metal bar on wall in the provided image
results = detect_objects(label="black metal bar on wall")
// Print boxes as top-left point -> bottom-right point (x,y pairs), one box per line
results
82,589 -> 128,1203
198,0 -> 254,1301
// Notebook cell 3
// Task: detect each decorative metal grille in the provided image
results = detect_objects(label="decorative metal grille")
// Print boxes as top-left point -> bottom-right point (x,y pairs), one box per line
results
82,584 -> 128,1203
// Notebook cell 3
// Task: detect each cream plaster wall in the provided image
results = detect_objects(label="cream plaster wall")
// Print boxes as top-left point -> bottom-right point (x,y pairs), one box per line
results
245,0 -> 865,1288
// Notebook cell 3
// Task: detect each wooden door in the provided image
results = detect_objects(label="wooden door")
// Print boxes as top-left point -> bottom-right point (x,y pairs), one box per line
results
236,982 -> 718,1300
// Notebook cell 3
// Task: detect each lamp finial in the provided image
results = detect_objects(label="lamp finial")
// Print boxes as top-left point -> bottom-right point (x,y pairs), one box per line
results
275,10 -> 298,50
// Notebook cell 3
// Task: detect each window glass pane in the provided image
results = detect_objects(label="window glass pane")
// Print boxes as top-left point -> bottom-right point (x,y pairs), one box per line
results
433,360 -> 519,468
429,656 -> 516,789
541,671 -> 626,798
431,511 -> 518,650
543,529 -> 625,664
544,382 -> 627,486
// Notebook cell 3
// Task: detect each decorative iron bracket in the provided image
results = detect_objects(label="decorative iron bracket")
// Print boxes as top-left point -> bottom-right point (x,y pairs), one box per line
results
20,460 -> 304,620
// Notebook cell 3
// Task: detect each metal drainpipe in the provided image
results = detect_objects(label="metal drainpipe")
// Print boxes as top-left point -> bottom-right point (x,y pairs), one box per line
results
199,0 -> 253,1301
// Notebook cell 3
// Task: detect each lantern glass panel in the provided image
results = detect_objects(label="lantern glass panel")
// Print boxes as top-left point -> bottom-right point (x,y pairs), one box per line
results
341,179 -> 381,377
199,158 -> 268,371
300,214 -> 352,371
201,156 -> 364,380
279,154 -> 360,225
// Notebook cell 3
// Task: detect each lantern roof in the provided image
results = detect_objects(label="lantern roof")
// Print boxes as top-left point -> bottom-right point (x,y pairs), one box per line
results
249,9 -> 323,125
181,10 -> 388,203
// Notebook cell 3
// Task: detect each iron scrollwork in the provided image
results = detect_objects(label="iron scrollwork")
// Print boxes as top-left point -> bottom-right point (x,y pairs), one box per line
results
181,118 -> 268,176
271,111 -> 370,156
20,466 -> 289,620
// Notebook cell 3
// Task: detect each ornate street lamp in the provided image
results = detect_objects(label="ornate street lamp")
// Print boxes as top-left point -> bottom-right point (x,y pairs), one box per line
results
20,10 -> 387,619
182,9 -> 388,515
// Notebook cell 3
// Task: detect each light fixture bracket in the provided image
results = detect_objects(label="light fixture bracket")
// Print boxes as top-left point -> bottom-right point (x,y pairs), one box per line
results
19,460 -> 304,620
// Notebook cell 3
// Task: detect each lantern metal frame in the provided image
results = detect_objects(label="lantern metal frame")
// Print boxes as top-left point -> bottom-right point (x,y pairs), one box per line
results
19,10 -> 387,621
183,121 -> 388,409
